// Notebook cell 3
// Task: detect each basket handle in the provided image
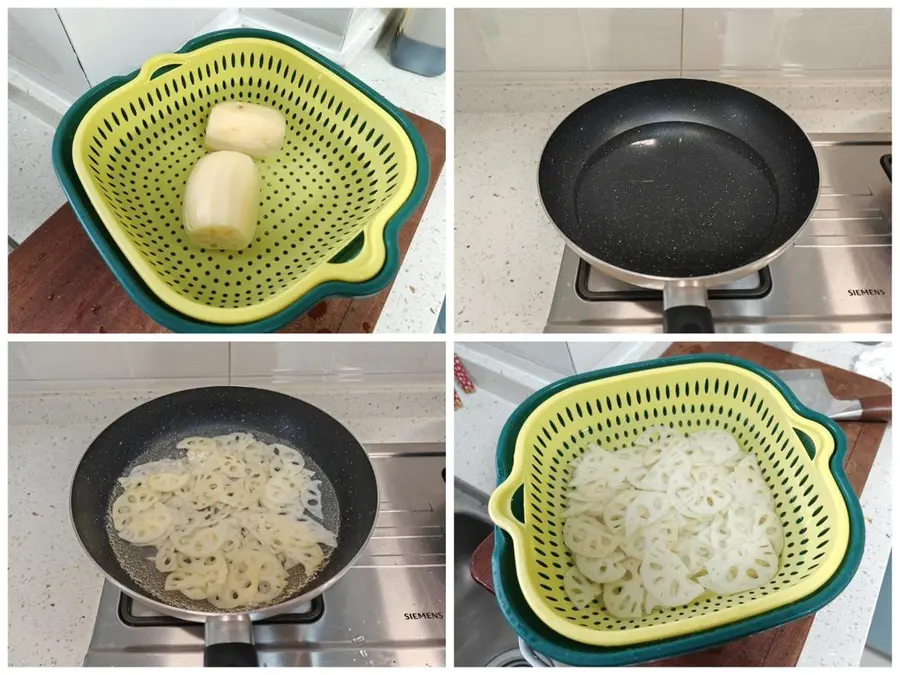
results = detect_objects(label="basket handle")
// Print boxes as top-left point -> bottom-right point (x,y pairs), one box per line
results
315,230 -> 388,285
134,52 -> 193,84
786,409 -> 836,468
488,469 -> 527,549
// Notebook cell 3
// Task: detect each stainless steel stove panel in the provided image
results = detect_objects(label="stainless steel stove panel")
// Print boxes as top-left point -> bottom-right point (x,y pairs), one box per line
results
546,134 -> 891,333
84,444 -> 446,667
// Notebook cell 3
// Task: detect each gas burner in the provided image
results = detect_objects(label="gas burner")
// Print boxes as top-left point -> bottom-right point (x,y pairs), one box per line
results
546,133 -> 891,333
84,445 -> 446,667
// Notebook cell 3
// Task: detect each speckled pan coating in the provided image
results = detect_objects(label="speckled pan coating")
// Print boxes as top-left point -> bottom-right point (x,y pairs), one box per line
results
70,386 -> 378,618
539,79 -> 819,278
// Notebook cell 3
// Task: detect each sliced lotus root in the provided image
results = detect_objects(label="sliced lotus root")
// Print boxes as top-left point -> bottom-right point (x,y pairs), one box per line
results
640,541 -> 705,608
568,482 -> 617,508
621,515 -> 679,559
192,473 -> 230,509
641,434 -> 690,467
707,510 -> 753,552
177,552 -> 228,586
563,514 -> 621,558
209,550 -> 262,609
177,436 -> 219,452
284,543 -> 325,575
575,550 -> 627,584
263,472 -> 308,508
603,559 -> 645,619
673,530 -> 715,576
700,538 -> 779,594
669,477 -> 733,519
155,541 -> 179,572
729,469 -> 772,506
633,425 -> 676,449
624,490 -> 672,537
603,489 -> 636,534
563,498 -> 610,519
753,508 -> 784,554
270,443 -> 306,469
690,464 -> 731,485
180,523 -> 228,557
625,463 -> 651,488
112,486 -> 160,529
612,448 -> 644,466
301,481 -> 323,520
563,566 -> 602,610
645,592 -> 665,614
635,448 -> 691,491
119,502 -> 174,545
689,429 -> 742,466
146,472 -> 191,492
571,446 -> 629,489
212,434 -> 256,455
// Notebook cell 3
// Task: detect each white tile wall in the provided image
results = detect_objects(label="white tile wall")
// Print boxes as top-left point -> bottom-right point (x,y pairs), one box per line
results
8,9 -> 90,100
492,343 -> 575,375
457,9 -> 682,72
579,10 -> 682,71
454,9 -> 494,72
8,342 -> 444,387
566,343 -> 622,373
8,343 -> 229,382
56,8 -> 225,85
230,342 -> 444,377
682,9 -> 891,73
456,8 -> 891,76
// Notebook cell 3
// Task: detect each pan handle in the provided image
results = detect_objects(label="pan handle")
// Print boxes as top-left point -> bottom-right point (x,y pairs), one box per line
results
205,614 -> 259,667
663,306 -> 714,333
662,283 -> 714,333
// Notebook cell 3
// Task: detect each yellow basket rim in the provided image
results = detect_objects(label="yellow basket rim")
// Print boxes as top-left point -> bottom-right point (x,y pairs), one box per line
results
71,37 -> 418,325
490,360 -> 852,647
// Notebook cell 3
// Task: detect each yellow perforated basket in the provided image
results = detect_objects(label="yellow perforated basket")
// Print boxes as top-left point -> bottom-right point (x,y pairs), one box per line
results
72,35 -> 418,325
489,356 -> 858,647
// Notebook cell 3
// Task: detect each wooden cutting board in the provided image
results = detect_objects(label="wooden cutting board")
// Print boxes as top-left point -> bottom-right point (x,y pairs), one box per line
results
471,342 -> 890,666
653,342 -> 889,666
8,111 -> 445,334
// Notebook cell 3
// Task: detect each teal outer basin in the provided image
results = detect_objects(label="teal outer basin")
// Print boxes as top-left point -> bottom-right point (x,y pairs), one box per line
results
492,353 -> 865,666
51,28 -> 430,333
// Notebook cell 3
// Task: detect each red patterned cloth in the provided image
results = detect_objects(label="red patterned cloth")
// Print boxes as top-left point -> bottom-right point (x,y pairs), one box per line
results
454,354 -> 476,393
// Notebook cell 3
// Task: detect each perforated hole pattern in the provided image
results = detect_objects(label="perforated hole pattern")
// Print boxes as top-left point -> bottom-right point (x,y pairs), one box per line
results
523,367 -> 837,631
83,45 -> 405,309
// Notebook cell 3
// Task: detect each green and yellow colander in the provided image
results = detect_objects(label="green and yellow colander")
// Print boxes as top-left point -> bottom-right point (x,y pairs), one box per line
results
71,35 -> 419,325
489,354 -> 863,650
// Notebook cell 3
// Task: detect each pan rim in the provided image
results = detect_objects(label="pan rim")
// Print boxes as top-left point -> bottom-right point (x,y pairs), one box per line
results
68,385 -> 380,623
536,77 -> 821,286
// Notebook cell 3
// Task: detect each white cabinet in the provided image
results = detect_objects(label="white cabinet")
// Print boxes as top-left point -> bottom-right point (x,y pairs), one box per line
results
495,343 -> 575,375
56,8 -> 224,85
8,8 -> 89,99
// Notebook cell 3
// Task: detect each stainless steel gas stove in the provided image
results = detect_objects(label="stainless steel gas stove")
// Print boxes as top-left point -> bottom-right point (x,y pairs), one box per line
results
84,444 -> 446,667
545,133 -> 891,333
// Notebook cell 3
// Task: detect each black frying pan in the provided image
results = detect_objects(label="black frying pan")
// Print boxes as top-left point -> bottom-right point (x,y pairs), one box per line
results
70,386 -> 378,666
539,78 -> 819,332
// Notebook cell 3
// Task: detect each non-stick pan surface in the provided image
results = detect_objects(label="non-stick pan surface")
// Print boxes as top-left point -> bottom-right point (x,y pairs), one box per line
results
70,386 -> 378,664
539,79 -> 819,281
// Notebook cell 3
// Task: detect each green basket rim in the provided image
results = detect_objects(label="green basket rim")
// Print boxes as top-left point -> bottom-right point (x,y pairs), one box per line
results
51,27 -> 431,333
492,353 -> 865,666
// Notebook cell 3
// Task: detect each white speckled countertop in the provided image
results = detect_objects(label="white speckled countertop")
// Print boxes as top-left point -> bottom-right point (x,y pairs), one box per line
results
9,45 -> 445,333
454,79 -> 891,333
8,382 -> 444,667
454,340 -> 891,667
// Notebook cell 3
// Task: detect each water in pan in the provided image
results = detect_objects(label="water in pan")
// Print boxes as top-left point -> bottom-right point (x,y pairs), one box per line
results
104,431 -> 341,613
573,121 -> 779,277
